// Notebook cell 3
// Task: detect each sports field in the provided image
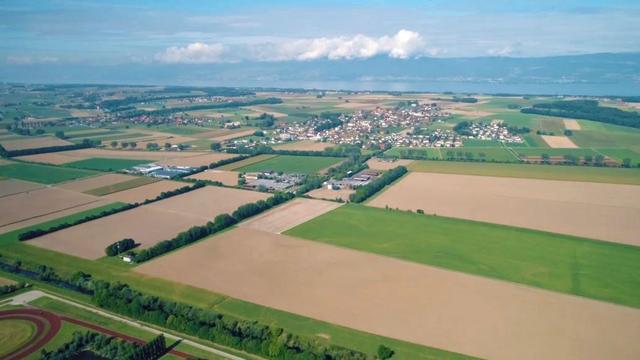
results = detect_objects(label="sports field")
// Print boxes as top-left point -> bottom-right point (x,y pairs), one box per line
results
0,163 -> 97,184
64,157 -> 150,171
285,204 -> 640,308
235,155 -> 343,174
0,319 -> 36,358
137,226 -> 640,360
408,160 -> 640,185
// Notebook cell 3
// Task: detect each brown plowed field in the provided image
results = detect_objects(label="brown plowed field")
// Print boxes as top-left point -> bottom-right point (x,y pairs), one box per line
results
136,227 -> 640,360
209,129 -> 255,142
186,170 -> 239,186
0,179 -> 43,197
307,187 -> 354,202
16,148 -> 206,165
366,158 -> 413,171
239,198 -> 341,233
57,173 -> 137,192
31,186 -> 268,259
103,180 -> 186,204
564,119 -> 581,130
273,140 -> 335,152
0,187 -> 102,228
368,172 -> 640,245
541,135 -> 578,148
0,137 -> 72,151
157,152 -> 235,167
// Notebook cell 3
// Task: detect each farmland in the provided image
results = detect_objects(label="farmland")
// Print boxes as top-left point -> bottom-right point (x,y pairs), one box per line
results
137,226 -> 640,360
0,163 -> 97,184
286,204 -> 640,308
235,155 -> 343,174
64,157 -> 150,171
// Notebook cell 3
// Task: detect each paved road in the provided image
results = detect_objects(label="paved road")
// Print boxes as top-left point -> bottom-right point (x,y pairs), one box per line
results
9,290 -> 246,360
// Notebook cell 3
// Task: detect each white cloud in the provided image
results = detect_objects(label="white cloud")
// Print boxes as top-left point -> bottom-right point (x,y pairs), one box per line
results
154,42 -> 225,63
154,30 -> 432,63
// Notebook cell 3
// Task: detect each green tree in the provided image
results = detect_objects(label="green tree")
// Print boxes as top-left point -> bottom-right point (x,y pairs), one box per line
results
210,142 -> 222,151
110,141 -> 118,148
622,158 -> 632,168
377,344 -> 394,359
54,130 -> 65,139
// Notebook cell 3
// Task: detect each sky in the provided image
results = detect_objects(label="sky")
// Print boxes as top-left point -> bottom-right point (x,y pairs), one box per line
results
1,0 -> 640,66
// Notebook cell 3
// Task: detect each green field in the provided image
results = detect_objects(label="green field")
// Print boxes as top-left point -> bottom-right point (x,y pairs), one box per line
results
149,125 -> 208,135
64,157 -> 151,171
0,319 -> 35,358
285,204 -> 640,308
408,160 -> 640,184
514,147 -> 599,158
25,321 -> 85,360
236,155 -> 343,174
0,206 -> 473,360
85,176 -> 159,196
0,162 -> 98,184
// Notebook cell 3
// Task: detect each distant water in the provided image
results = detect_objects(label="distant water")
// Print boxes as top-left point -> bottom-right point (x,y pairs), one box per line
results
204,80 -> 639,96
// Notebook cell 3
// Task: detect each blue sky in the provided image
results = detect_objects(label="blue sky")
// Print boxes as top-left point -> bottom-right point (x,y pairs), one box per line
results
2,0 -> 639,65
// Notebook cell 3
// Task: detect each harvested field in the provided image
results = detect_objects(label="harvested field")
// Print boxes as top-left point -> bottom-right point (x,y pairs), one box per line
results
104,180 -> 185,204
273,140 -> 335,152
0,179 -> 42,197
244,106 -> 288,118
564,119 -> 581,130
541,135 -> 578,148
157,152 -> 235,167
0,136 -> 71,151
64,157 -> 151,171
307,187 -> 354,202
16,149 -> 206,165
30,185 -> 269,259
446,109 -> 494,118
56,174 -> 138,193
145,185 -> 269,219
137,227 -> 640,360
369,172 -> 640,245
239,198 -> 342,233
29,206 -> 206,259
335,102 -> 382,110
0,187 -> 102,228
209,129 -> 256,142
186,170 -> 239,186
366,158 -> 413,171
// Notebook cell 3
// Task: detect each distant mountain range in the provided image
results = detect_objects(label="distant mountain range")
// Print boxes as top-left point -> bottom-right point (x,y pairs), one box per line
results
2,53 -> 639,96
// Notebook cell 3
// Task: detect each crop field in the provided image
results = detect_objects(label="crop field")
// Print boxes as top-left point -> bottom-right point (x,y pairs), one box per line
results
156,152 -> 235,167
366,158 -> 413,170
56,173 -> 139,193
307,187 -> 354,202
286,204 -> 640,308
235,155 -> 343,174
540,135 -> 578,148
209,129 -> 256,142
570,120 -> 640,153
64,157 -> 151,171
214,154 -> 277,170
84,176 -> 159,196
408,160 -> 640,185
103,180 -> 185,204
0,163 -> 97,184
30,185 -> 269,259
368,172 -> 640,244
564,119 -> 581,130
137,226 -> 640,360
186,169 -> 239,186
0,187 -> 102,228
16,148 -> 207,165
272,140 -> 335,151
239,198 -> 342,233
0,136 -> 72,151
0,179 -> 42,197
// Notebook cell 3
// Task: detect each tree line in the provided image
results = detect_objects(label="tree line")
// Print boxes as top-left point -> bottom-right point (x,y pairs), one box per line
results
132,192 -> 295,263
0,281 -> 27,296
0,257 -> 388,359
0,139 -> 94,158
41,331 -> 167,360
19,182 -> 206,241
521,100 -> 640,128
105,238 -> 137,257
350,166 -> 408,203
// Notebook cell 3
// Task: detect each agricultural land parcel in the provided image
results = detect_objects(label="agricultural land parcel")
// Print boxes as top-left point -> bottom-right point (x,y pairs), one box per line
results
0,136 -> 72,151
368,172 -> 640,245
235,155 -> 343,174
64,157 -> 151,171
186,170 -> 239,186
29,185 -> 269,259
137,226 -> 640,360
103,180 -> 186,204
56,173 -> 140,193
239,198 -> 342,234
0,179 -> 42,197
0,163 -> 97,184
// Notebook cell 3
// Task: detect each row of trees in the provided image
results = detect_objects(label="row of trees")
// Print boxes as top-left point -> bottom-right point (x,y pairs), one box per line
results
19,182 -> 205,241
0,281 -> 27,295
226,143 -> 363,159
41,331 -> 163,360
0,139 -> 94,158
522,100 -> 640,128
350,166 -> 408,203
133,192 -> 295,263
0,257 -> 94,294
105,238 -> 137,257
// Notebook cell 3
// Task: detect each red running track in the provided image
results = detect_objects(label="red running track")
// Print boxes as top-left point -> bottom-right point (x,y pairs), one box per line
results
0,308 -> 196,359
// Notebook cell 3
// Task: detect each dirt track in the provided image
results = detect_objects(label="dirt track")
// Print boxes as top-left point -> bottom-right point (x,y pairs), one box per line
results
368,172 -> 640,245
137,227 -> 640,360
239,198 -> 341,233
0,309 -> 61,360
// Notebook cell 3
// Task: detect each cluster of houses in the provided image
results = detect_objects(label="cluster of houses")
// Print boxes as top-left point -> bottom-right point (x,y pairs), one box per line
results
325,169 -> 381,190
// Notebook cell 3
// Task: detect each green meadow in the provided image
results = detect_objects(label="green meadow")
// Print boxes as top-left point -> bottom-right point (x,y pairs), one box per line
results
0,162 -> 98,184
